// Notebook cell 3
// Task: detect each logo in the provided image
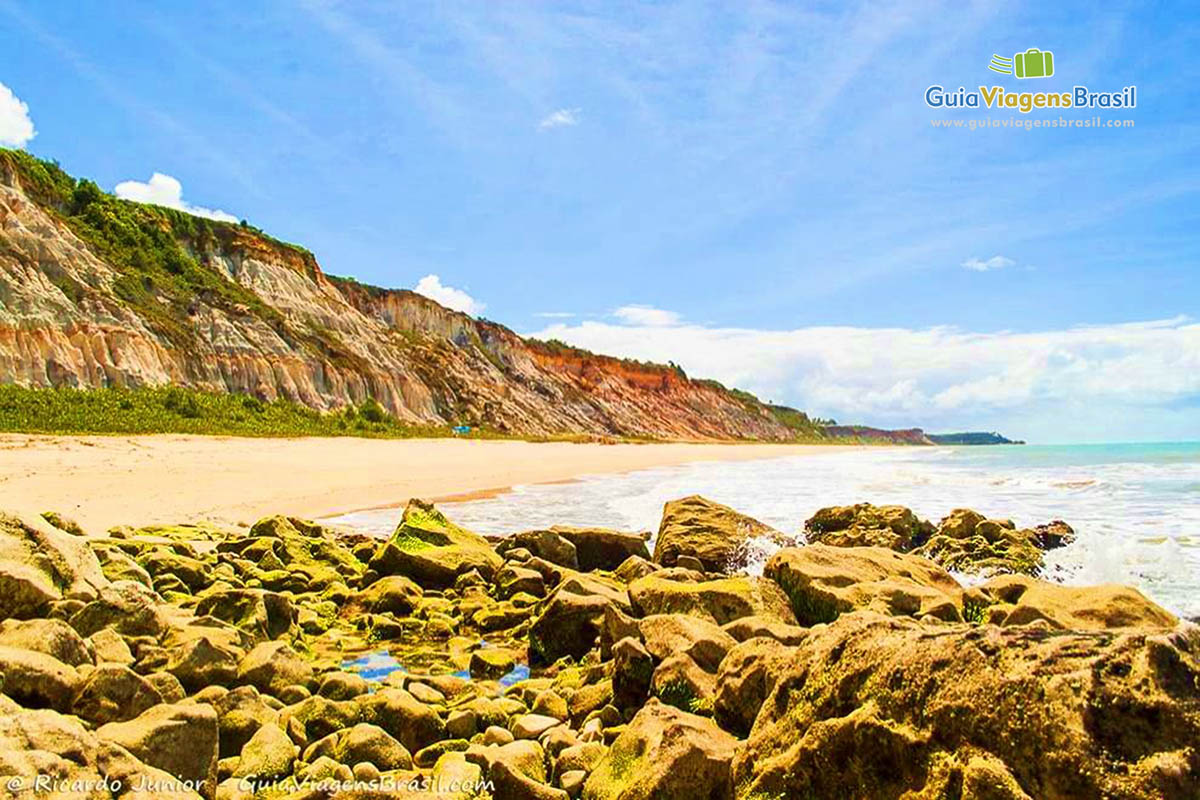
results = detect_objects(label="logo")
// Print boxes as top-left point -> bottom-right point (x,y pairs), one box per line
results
924,46 -> 1136,114
989,48 -> 1055,79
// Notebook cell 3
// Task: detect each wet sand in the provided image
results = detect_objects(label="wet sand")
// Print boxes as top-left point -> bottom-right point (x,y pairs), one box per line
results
0,434 -> 870,533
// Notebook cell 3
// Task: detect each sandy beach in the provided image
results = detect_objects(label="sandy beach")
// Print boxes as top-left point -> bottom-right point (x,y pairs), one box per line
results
0,434 -> 865,534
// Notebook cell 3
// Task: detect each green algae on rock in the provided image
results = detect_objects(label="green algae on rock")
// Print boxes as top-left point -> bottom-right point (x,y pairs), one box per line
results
0,496 -> 1193,800
653,495 -> 794,573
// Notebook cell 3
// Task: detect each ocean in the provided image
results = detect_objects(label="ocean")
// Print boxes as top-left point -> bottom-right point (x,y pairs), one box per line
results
329,442 -> 1200,620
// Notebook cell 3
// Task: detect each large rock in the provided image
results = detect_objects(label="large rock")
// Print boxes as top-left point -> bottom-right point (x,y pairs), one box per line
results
232,721 -> 296,780
653,496 -> 791,573
628,574 -> 797,626
92,542 -> 154,587
0,617 -> 93,666
242,515 -> 364,588
638,614 -> 736,673
140,548 -> 213,594
764,545 -> 963,624
612,636 -> 654,711
652,652 -> 717,715
466,739 -> 567,800
806,506 -> 1076,578
166,635 -> 242,692
69,580 -> 169,638
557,573 -> 632,610
470,647 -> 518,680
968,574 -> 1178,630
96,702 -> 219,797
194,588 -> 296,641
211,685 -> 279,757
497,529 -> 580,569
89,628 -> 135,665
303,722 -> 413,771
0,644 -> 80,711
529,574 -> 630,666
584,699 -> 737,800
282,695 -> 360,744
356,687 -> 446,753
0,700 -> 204,800
713,637 -> 794,736
356,574 -> 423,615
733,611 -> 1200,800
71,663 -> 164,724
495,564 -> 547,600
0,511 -> 108,618
529,587 -> 611,666
368,499 -> 502,588
551,526 -> 651,571
236,641 -> 315,697
804,503 -> 934,550
914,509 -> 1048,576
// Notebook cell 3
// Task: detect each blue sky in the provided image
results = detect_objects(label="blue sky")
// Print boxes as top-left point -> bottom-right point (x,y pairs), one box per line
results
2,1 -> 1198,442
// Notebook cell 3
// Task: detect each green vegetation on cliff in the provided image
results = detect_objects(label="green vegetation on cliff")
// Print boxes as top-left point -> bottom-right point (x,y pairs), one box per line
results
1,150 -> 289,344
0,384 -> 474,439
928,431 -> 1025,445
0,149 -> 371,374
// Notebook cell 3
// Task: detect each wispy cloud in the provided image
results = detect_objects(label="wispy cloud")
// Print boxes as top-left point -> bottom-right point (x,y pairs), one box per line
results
0,80 -> 35,147
534,311 -> 576,318
961,255 -> 1015,272
538,107 -> 581,130
529,313 -> 1200,441
114,173 -> 239,222
414,274 -> 486,316
613,304 -> 680,327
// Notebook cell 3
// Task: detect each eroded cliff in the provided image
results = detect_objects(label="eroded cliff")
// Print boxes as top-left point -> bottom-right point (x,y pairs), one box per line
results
0,149 -> 926,442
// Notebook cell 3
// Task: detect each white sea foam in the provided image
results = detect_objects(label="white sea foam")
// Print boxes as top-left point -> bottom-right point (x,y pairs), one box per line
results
329,443 -> 1200,619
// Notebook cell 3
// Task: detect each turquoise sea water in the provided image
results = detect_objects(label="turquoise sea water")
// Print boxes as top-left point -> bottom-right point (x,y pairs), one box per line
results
331,442 -> 1200,619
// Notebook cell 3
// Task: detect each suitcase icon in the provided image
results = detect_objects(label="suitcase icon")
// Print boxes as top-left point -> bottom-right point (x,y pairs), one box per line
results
1014,48 -> 1054,79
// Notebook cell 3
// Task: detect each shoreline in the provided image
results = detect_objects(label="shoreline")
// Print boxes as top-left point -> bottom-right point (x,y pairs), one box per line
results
0,433 -> 873,534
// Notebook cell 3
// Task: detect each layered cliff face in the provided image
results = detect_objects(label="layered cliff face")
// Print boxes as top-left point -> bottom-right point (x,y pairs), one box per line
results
0,150 -> 927,442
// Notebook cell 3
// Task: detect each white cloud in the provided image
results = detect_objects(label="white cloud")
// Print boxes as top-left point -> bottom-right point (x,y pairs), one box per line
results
538,107 -> 581,130
0,81 -> 36,148
534,311 -> 576,318
113,173 -> 239,222
961,255 -> 1015,272
612,304 -> 681,327
414,274 -> 486,315
527,315 -> 1200,441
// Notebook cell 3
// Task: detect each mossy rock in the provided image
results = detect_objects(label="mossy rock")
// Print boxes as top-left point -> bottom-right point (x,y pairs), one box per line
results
40,511 -> 85,537
583,700 -> 736,800
232,722 -> 295,780
731,609 -> 1198,800
764,545 -> 963,625
628,574 -> 797,626
653,495 -> 791,573
368,501 -> 501,589
470,647 -> 518,680
389,499 -> 493,550
804,503 -> 934,551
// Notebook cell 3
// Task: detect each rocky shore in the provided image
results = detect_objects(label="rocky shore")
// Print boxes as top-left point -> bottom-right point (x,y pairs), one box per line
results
0,496 -> 1197,799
